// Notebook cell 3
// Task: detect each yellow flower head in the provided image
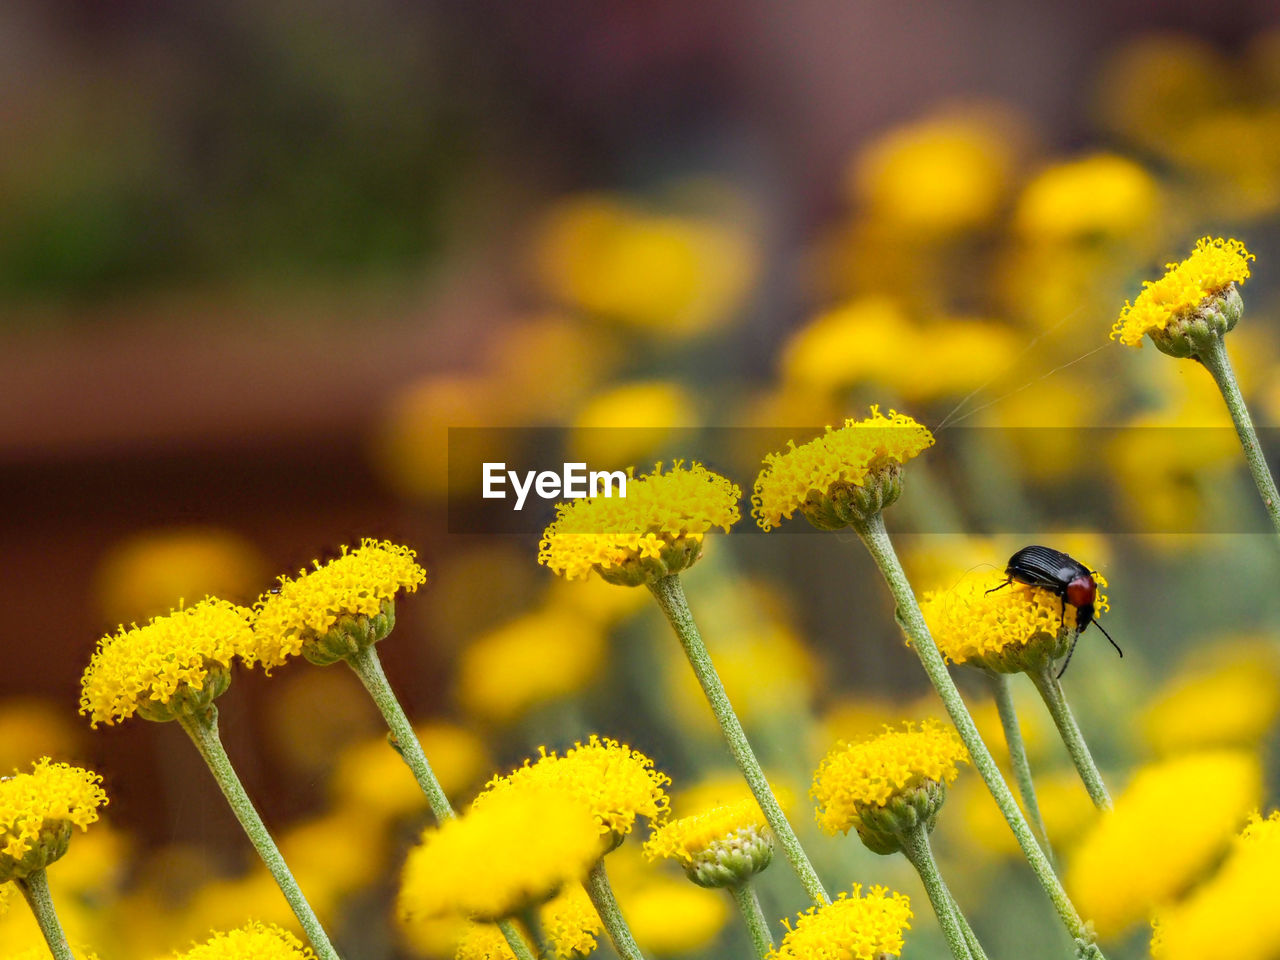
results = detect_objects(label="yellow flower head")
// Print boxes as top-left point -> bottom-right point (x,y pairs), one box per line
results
251,539 -> 426,667
171,922 -> 317,960
643,797 -> 771,888
920,569 -> 1109,673
1067,749 -> 1261,940
1152,811 -> 1280,960
1111,237 -> 1253,347
1014,154 -> 1159,242
0,759 -> 107,881
450,886 -> 602,960
399,786 -> 604,922
476,736 -> 670,843
80,598 -> 254,727
753,408 -> 934,531
812,721 -> 968,840
538,462 -> 740,586
770,884 -> 913,960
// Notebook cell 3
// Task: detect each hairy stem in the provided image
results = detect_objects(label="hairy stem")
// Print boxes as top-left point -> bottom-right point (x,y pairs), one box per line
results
852,513 -> 1102,952
648,574 -> 830,905
177,707 -> 342,960
584,859 -> 647,960
899,824 -> 976,960
1030,666 -> 1112,810
729,883 -> 775,960
990,671 -> 1055,860
16,869 -> 75,960
1199,333 -> 1280,538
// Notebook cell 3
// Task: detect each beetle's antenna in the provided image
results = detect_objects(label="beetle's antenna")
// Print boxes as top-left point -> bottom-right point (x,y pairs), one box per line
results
1056,630 -> 1082,679
1093,619 -> 1123,658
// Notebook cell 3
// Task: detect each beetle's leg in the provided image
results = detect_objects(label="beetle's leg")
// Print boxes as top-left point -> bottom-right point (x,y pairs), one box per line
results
984,577 -> 1013,596
1056,630 -> 1081,679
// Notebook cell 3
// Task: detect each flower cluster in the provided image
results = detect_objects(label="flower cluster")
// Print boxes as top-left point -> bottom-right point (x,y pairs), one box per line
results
170,922 -> 317,960
539,462 -> 741,585
0,759 -> 107,880
752,408 -> 934,531
643,797 -> 772,887
769,885 -> 913,960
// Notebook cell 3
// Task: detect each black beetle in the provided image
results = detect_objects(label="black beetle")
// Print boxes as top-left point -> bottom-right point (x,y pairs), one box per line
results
986,544 -> 1122,678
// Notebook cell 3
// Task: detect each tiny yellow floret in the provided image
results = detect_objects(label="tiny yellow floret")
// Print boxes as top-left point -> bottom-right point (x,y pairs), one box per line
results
644,797 -> 766,866
1112,237 -> 1253,347
812,721 -> 968,836
753,407 -> 934,531
250,539 -> 426,668
80,598 -> 254,727
770,884 -> 913,960
170,922 -> 317,960
0,758 -> 107,881
538,462 -> 740,585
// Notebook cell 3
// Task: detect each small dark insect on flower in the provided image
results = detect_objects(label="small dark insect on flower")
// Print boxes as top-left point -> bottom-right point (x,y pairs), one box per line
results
987,544 -> 1122,678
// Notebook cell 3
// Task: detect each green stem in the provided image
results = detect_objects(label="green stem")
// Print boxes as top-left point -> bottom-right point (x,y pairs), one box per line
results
898,824 -> 976,960
647,575 -> 830,906
1199,333 -> 1280,538
16,869 -> 75,960
950,893 -> 991,960
518,905 -> 550,960
852,513 -> 1102,953
345,644 -> 535,960
989,671 -> 1055,862
584,859 -> 647,960
176,707 -> 342,960
1029,666 -> 1112,810
729,883 -> 775,960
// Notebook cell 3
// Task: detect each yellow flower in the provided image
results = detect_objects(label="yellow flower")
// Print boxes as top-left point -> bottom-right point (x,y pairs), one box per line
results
1141,640 -> 1280,756
453,924 -> 512,960
0,759 -> 107,881
569,381 -> 698,469
541,884 -> 603,959
170,922 -> 316,960
250,539 -> 427,667
752,407 -> 934,531
398,787 -> 604,922
812,721 -> 968,839
610,858 -> 730,955
919,569 -> 1109,673
1151,812 -> 1280,960
5,950 -> 99,960
1066,749 -> 1261,940
1013,154 -> 1159,242
0,882 -> 9,916
1111,237 -> 1253,347
955,768 -> 1099,860
476,736 -> 669,842
643,797 -> 771,887
0,699 -> 83,775
80,598 -> 254,727
457,610 -> 606,725
538,462 -> 740,586
770,884 -> 913,960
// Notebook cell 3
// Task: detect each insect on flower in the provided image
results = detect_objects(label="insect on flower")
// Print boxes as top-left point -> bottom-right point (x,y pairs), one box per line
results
987,544 -> 1122,678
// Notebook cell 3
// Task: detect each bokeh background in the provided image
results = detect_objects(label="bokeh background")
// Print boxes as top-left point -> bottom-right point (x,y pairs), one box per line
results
5,1 -> 1280,958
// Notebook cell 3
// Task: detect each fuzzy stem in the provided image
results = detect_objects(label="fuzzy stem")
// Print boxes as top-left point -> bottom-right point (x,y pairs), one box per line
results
518,906 -> 550,960
989,671 -> 1055,861
176,707 -> 342,960
852,513 -> 1102,951
950,893 -> 991,960
16,869 -> 75,960
1029,666 -> 1112,810
729,883 -> 775,960
584,859 -> 647,960
1199,333 -> 1280,538
648,574 -> 830,906
899,824 -> 976,960
345,644 -> 535,960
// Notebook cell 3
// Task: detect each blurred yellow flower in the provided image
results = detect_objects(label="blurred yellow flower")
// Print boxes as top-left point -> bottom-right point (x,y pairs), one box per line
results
671,772 -> 796,821
538,461 -> 740,585
452,923 -> 512,960
80,598 -> 253,727
484,313 -> 620,421
1164,108 -> 1280,220
771,884 -> 913,960
0,699 -> 83,775
93,527 -> 268,628
1066,749 -> 1261,939
1112,237 -> 1253,347
399,787 -> 603,922
614,875 -> 729,954
1151,812 -> 1280,960
533,193 -> 757,338
955,768 -> 1099,860
1140,640 -> 1280,755
752,407 -> 934,531
171,922 -> 316,960
541,884 -> 603,959
250,539 -> 426,667
812,721 -> 967,835
0,759 -> 107,880
568,380 -> 698,469
278,810 -> 386,916
643,797 -> 771,887
412,885 -> 601,960
457,609 -> 606,725
477,736 -> 669,842
1013,154 -> 1159,242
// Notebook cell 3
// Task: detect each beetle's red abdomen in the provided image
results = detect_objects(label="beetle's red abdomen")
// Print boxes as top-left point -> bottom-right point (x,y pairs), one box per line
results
1065,575 -> 1096,609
